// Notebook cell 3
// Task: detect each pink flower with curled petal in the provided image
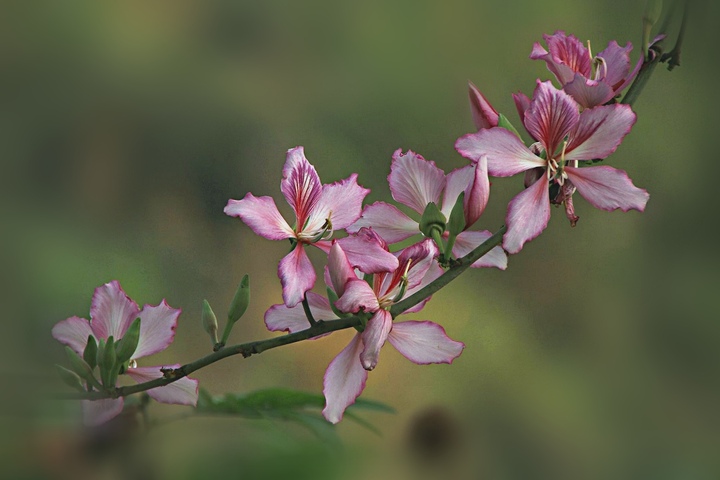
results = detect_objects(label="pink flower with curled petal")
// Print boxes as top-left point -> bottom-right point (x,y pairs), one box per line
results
324,239 -> 463,423
456,80 -> 648,254
224,147 -> 371,307
530,30 -> 643,108
52,281 -> 198,426
348,149 -> 507,270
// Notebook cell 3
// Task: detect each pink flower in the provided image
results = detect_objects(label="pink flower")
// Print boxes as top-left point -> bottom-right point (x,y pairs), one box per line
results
52,281 -> 199,426
530,30 -> 642,108
329,239 -> 463,422
456,80 -> 649,254
265,237 -> 464,424
348,149 -> 507,269
224,147 -> 370,307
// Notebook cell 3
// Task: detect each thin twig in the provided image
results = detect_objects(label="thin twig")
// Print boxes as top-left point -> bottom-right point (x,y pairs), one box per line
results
301,295 -> 317,326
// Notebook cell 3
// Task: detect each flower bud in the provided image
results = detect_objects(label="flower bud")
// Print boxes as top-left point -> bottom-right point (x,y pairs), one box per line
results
447,192 -> 466,237
227,275 -> 250,325
419,202 -> 446,239
65,346 -> 102,390
468,81 -> 499,130
326,287 -> 347,318
83,335 -> 97,369
115,318 -> 141,365
201,299 -> 219,345
100,336 -> 118,388
643,0 -> 663,28
55,364 -> 85,392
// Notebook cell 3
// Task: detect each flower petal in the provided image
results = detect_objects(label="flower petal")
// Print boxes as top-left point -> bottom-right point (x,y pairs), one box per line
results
468,81 -> 499,130
305,173 -> 370,232
389,149 -> 445,214
51,316 -> 92,355
335,278 -> 380,314
597,40 -> 633,89
360,310 -> 393,371
133,300 -> 180,359
337,228 -> 400,275
531,31 -> 591,83
90,281 -> 140,341
524,80 -> 579,156
346,202 -> 419,244
224,193 -> 294,241
565,166 -> 649,212
388,321 -> 464,365
441,164 -> 476,219
281,146 -> 322,227
265,292 -> 338,334
278,246 -> 316,308
513,92 -> 531,133
563,73 -> 616,109
322,334 -> 368,424
453,231 -> 508,270
463,155 -> 490,227
328,242 -> 357,297
504,176 -> 551,254
126,365 -> 198,406
394,239 -> 439,293
565,104 -> 636,161
82,398 -> 124,427
456,128 -> 545,177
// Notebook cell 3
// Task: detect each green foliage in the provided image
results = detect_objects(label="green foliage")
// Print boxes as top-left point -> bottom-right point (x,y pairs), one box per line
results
195,387 -> 394,440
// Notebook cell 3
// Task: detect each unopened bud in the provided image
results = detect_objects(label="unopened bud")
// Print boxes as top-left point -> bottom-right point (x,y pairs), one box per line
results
220,275 -> 251,346
202,299 -> 219,345
468,81 -> 499,130
418,202 -> 446,239
115,318 -> 140,365
83,335 -> 97,369
643,0 -> 663,27
100,336 -> 118,388
55,364 -> 85,392
447,192 -> 466,237
227,275 -> 250,325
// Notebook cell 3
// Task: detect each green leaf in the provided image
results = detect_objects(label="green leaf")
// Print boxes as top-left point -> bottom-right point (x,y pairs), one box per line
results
498,113 -> 522,140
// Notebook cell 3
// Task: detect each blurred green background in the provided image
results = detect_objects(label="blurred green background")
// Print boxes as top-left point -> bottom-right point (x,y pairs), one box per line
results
1,0 -> 718,478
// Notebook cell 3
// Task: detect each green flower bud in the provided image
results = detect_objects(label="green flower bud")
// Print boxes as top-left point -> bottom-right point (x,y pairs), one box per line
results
115,318 -> 141,365
418,202 -> 446,238
643,0 -> 663,27
64,346 -> 102,390
326,287 -> 347,318
55,364 -> 85,392
100,336 -> 118,388
83,335 -> 97,369
227,275 -> 250,325
202,299 -> 219,345
447,192 -> 466,236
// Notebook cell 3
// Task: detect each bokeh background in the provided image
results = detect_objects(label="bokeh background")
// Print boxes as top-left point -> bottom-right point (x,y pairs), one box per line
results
1,0 -> 718,478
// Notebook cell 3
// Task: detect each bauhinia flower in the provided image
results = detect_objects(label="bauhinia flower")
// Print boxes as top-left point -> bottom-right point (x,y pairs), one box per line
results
52,281 -> 199,426
456,80 -> 649,254
224,146 -> 370,307
530,30 -> 642,108
328,237 -> 462,422
348,149 -> 507,269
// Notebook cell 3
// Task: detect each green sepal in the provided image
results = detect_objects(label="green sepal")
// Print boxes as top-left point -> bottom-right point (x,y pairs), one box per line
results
95,338 -> 106,372
326,287 -> 348,318
447,192 -> 466,236
498,113 -> 522,139
55,364 -> 85,392
64,346 -> 102,390
201,300 -> 219,345
83,335 -> 97,369
418,202 -> 446,238
115,318 -> 141,365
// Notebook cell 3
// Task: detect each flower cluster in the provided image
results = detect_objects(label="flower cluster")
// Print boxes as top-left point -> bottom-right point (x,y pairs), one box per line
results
53,30 -> 652,426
